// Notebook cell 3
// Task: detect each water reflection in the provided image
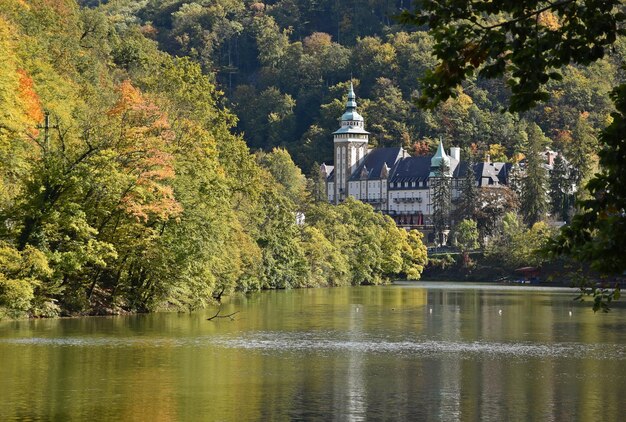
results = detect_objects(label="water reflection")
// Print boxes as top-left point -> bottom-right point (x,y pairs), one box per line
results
1,284 -> 625,421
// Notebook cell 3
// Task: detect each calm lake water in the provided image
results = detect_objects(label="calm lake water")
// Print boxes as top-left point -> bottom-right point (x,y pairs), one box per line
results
1,282 -> 626,421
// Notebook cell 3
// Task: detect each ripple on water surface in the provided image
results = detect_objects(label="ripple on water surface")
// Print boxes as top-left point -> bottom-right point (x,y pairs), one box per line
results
1,331 -> 624,360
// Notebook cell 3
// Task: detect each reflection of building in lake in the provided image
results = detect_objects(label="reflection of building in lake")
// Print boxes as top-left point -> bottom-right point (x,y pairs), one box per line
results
322,84 -> 512,243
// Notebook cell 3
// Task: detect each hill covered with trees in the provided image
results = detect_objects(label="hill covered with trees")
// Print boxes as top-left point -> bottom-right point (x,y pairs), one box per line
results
0,0 -> 427,318
81,0 -> 622,182
2,0 -> 622,317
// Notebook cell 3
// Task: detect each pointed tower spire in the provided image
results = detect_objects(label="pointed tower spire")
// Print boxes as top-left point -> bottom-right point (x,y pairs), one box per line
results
331,82 -> 370,204
346,82 -> 357,110
434,140 -> 448,160
339,83 -> 364,125
430,139 -> 451,177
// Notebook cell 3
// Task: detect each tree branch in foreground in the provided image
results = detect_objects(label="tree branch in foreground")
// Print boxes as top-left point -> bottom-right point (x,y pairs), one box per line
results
207,304 -> 240,321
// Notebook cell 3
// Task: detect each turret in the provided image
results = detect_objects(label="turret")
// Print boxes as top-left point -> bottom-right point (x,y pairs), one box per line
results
331,83 -> 370,203
430,141 -> 451,177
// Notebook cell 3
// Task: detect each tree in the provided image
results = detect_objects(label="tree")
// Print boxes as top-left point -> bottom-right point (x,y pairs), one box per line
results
431,160 -> 451,246
551,85 -> 626,275
488,144 -> 508,163
0,243 -> 53,318
352,36 -> 397,93
257,148 -> 308,207
399,1 -> 624,113
454,219 -> 479,267
475,186 -> 519,240
549,154 -> 572,221
567,114 -> 599,198
308,162 -> 327,203
400,230 -> 428,280
256,186 -> 310,290
366,78 -> 412,147
301,226 -> 350,287
520,124 -> 549,226
455,151 -> 478,222
305,198 -> 427,285
251,14 -> 290,69
430,92 -> 479,149
486,212 -> 554,270
231,86 -> 296,150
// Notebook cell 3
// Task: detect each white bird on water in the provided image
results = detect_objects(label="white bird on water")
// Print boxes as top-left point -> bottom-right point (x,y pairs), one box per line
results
429,308 -> 433,314
569,311 -> 572,317
498,309 -> 502,316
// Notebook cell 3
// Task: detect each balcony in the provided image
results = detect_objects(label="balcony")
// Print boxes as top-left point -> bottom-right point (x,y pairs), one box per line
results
393,197 -> 423,204
363,198 -> 386,204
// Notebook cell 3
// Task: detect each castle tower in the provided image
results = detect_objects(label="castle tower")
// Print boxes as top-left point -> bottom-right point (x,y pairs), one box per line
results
332,83 -> 369,203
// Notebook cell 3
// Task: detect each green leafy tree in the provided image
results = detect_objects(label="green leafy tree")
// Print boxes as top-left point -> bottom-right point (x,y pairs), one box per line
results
352,36 -> 397,95
488,144 -> 508,163
389,31 -> 438,97
399,230 -> 428,280
232,86 -> 296,150
487,213 -> 554,270
0,243 -> 53,317
251,14 -> 290,69
567,114 -> 599,198
399,0 -> 624,113
454,219 -> 479,267
552,85 -> 626,274
257,148 -> 308,207
257,186 -> 310,290
366,78 -> 413,147
308,162 -> 327,203
521,124 -> 549,226
306,198 -> 427,285
301,226 -> 350,287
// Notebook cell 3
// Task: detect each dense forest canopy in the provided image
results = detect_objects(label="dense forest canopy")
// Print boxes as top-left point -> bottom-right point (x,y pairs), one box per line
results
0,0 -> 427,318
1,0 -> 623,317
73,0 -> 624,178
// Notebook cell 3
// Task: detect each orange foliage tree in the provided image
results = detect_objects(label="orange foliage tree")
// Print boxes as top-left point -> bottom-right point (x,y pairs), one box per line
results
108,80 -> 182,223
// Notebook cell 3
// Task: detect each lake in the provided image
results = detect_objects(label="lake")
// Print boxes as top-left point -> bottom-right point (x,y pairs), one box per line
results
1,282 -> 625,421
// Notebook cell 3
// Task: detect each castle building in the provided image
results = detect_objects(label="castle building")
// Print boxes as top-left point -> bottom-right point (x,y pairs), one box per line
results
322,84 -> 512,236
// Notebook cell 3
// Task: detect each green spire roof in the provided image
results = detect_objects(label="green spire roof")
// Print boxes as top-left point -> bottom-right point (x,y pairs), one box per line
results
346,82 -> 357,109
430,140 -> 451,176
341,82 -> 364,122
